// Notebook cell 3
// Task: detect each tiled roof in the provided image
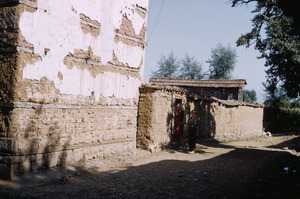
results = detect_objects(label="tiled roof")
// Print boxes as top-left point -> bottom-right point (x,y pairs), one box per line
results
149,78 -> 247,88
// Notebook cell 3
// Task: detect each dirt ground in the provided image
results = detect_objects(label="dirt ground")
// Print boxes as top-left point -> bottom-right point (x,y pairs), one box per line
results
0,134 -> 300,199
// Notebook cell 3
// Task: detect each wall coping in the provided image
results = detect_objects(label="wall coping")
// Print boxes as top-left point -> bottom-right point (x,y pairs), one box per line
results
149,77 -> 247,88
188,96 -> 264,108
140,84 -> 187,95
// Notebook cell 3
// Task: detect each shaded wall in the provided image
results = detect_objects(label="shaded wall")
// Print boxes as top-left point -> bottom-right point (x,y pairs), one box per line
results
186,87 -> 242,101
186,99 -> 216,138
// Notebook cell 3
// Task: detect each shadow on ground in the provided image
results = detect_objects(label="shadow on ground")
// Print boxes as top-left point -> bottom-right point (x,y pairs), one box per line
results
268,136 -> 300,152
0,137 -> 300,199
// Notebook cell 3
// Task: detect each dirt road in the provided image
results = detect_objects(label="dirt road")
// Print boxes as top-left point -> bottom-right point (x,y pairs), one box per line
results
1,135 -> 299,199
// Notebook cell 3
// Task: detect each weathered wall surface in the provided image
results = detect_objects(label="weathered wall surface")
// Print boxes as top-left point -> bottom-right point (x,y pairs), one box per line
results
137,86 -> 264,152
0,104 -> 137,179
188,98 -> 264,141
0,0 -> 148,179
16,0 -> 147,103
137,85 -> 186,152
212,102 -> 264,140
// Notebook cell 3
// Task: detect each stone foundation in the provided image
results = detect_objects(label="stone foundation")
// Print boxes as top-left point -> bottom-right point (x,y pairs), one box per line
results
0,103 -> 137,179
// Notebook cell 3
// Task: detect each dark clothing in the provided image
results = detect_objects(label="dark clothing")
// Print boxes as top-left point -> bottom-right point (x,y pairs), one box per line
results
188,117 -> 199,128
173,134 -> 181,148
187,117 -> 199,151
188,127 -> 197,151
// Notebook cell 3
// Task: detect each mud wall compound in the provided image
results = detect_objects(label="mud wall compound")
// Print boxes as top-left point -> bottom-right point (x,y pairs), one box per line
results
0,0 -> 148,179
137,85 -> 264,151
188,98 -> 264,140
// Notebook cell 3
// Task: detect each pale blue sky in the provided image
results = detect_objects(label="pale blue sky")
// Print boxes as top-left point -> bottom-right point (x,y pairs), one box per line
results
144,0 -> 266,102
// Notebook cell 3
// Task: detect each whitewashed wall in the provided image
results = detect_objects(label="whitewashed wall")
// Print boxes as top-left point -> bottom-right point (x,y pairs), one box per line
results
20,0 -> 147,103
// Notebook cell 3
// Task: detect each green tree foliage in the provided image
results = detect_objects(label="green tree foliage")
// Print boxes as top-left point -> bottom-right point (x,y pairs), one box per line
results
264,107 -> 300,133
179,54 -> 204,79
207,43 -> 237,79
151,52 -> 180,78
263,80 -> 300,133
264,97 -> 291,108
152,53 -> 204,79
242,89 -> 257,102
232,0 -> 300,99
291,100 -> 300,108
263,82 -> 291,108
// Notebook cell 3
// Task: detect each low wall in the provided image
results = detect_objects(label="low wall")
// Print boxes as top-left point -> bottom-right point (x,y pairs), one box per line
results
137,86 -> 264,152
213,102 -> 264,140
189,97 -> 264,140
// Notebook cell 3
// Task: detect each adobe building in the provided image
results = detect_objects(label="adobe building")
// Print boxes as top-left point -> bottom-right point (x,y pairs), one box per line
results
149,77 -> 247,101
137,78 -> 264,152
0,0 -> 148,179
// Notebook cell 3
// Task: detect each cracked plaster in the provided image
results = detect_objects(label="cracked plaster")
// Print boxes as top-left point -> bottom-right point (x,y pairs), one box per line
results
19,0 -> 148,102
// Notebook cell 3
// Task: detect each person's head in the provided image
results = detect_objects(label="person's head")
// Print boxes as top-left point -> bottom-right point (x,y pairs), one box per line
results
176,104 -> 180,110
191,110 -> 196,118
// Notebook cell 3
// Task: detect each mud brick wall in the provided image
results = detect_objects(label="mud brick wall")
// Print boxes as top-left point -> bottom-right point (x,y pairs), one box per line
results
137,85 -> 186,152
137,85 -> 264,152
0,104 -> 137,178
0,0 -> 148,179
188,98 -> 264,141
212,102 -> 264,140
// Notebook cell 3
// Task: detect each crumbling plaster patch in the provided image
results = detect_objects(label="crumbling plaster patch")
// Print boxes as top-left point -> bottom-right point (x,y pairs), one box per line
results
62,47 -> 141,101
18,0 -> 148,103
64,47 -> 102,74
63,48 -> 141,79
80,13 -> 101,37
135,7 -> 147,19
115,14 -> 146,41
0,4 -> 36,50
113,13 -> 146,69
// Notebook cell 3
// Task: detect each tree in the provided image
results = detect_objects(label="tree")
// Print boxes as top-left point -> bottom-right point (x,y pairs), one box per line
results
243,89 -> 257,102
291,100 -> 300,108
178,54 -> 204,79
207,43 -> 237,79
263,82 -> 291,108
264,96 -> 291,108
232,0 -> 300,99
151,52 -> 180,78
152,53 -> 205,79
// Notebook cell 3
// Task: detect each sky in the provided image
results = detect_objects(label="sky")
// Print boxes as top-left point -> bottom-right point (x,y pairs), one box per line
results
144,0 -> 267,103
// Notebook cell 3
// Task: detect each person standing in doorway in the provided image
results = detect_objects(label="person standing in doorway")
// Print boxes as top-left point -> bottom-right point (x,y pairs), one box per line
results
187,110 -> 199,153
173,103 -> 183,148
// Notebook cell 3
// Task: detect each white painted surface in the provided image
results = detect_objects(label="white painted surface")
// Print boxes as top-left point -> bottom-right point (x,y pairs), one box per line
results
20,0 -> 148,101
